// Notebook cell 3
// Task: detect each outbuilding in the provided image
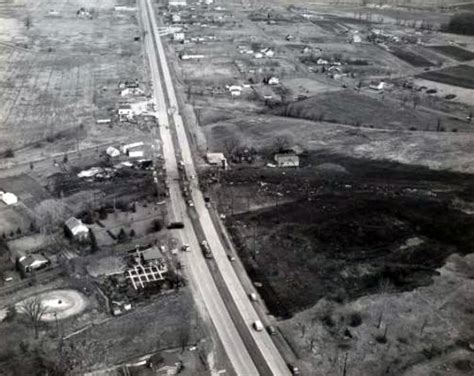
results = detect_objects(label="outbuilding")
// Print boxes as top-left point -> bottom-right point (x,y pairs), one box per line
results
206,153 -> 228,169
18,254 -> 50,273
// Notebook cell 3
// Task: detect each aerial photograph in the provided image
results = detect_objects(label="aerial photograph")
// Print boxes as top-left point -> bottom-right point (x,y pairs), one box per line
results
0,0 -> 473,374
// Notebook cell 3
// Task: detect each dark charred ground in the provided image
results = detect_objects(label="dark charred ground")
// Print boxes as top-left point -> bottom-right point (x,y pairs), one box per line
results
224,154 -> 474,319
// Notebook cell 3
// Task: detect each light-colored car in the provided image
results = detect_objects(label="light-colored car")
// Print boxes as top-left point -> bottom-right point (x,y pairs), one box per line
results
253,320 -> 264,331
228,254 -> 236,262
181,244 -> 190,252
249,292 -> 258,302
187,199 -> 194,207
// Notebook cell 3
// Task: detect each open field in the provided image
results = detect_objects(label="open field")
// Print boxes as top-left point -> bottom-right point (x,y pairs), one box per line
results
0,0 -> 145,157
418,64 -> 474,89
390,46 -> 436,67
273,90 -> 466,131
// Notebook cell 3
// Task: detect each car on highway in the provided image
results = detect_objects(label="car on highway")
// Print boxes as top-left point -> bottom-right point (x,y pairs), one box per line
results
267,325 -> 277,336
187,199 -> 194,207
249,292 -> 258,302
253,320 -> 264,332
227,254 -> 236,262
287,364 -> 301,375
181,244 -> 190,252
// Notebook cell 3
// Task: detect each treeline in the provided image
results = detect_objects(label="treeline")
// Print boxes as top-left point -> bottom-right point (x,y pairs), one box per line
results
444,13 -> 474,36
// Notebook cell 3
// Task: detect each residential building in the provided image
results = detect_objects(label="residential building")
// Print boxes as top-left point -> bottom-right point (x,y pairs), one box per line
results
18,254 -> 50,273
206,153 -> 228,169
65,217 -> 89,240
274,153 -> 300,167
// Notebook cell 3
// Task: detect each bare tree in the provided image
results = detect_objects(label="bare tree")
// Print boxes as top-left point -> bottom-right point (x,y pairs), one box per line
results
34,199 -> 69,235
273,134 -> 293,153
223,136 -> 241,156
24,16 -> 32,30
20,296 -> 48,339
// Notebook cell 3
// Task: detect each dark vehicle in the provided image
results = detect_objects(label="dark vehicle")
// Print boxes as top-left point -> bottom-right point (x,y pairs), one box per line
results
200,240 -> 212,259
167,222 -> 184,229
267,325 -> 276,336
287,364 -> 300,375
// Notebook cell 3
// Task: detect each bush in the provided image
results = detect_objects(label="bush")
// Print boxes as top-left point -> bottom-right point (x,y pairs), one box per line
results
150,219 -> 162,233
117,228 -> 127,243
348,312 -> 362,327
4,149 -> 14,158
130,229 -> 136,237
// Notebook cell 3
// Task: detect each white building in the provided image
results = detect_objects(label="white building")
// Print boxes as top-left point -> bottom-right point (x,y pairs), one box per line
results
206,153 -> 228,169
173,32 -> 185,41
169,0 -> 186,6
65,217 -> 89,240
274,153 -> 300,168
106,146 -> 121,158
268,77 -> 280,85
1,192 -> 18,205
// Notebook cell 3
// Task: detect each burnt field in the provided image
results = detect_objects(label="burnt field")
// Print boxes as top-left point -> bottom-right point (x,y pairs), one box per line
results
390,47 -> 435,67
418,64 -> 474,89
226,162 -> 474,319
429,45 -> 474,61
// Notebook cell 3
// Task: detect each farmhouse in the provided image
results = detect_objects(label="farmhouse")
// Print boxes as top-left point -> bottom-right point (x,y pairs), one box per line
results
140,246 -> 161,263
206,153 -> 228,169
148,352 -> 183,375
274,153 -> 300,168
65,217 -> 89,240
1,192 -> 18,205
173,32 -> 185,41
120,87 -> 144,97
118,104 -> 133,120
18,254 -> 50,273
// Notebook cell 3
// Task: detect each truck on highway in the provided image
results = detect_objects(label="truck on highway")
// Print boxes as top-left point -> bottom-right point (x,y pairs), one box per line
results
200,240 -> 212,259
167,222 -> 184,229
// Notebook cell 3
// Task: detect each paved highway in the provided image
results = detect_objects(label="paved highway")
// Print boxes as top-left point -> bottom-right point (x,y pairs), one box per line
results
139,1 -> 258,375
141,1 -> 291,375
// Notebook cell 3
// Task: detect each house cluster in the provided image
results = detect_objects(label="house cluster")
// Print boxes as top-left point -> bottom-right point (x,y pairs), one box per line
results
117,80 -> 154,121
237,45 -> 275,59
368,29 -> 401,44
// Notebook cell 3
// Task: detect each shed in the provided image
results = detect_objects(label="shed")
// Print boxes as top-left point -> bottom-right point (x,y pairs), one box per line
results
141,247 -> 161,262
65,217 -> 89,239
1,192 -> 18,205
274,153 -> 299,167
352,34 -> 362,43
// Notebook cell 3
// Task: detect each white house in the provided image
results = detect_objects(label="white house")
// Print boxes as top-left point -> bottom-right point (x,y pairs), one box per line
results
1,192 -> 18,205
171,14 -> 181,23
106,146 -> 121,158
120,87 -> 144,97
173,32 -> 185,41
352,34 -> 362,43
128,150 -> 144,158
169,0 -> 186,6
274,153 -> 299,168
268,77 -> 280,85
121,142 -> 144,154
206,153 -> 228,169
317,58 -> 329,65
261,48 -> 275,58
19,254 -> 49,273
369,81 -> 386,91
65,217 -> 89,240
118,104 -> 133,120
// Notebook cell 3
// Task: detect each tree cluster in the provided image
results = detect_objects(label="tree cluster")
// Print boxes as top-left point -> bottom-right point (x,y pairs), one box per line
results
445,13 -> 474,36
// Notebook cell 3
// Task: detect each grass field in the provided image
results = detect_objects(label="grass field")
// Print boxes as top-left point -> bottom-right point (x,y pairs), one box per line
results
429,45 -> 474,61
418,64 -> 474,89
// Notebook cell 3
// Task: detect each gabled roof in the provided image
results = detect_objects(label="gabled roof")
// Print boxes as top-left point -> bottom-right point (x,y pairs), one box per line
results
19,254 -> 48,268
